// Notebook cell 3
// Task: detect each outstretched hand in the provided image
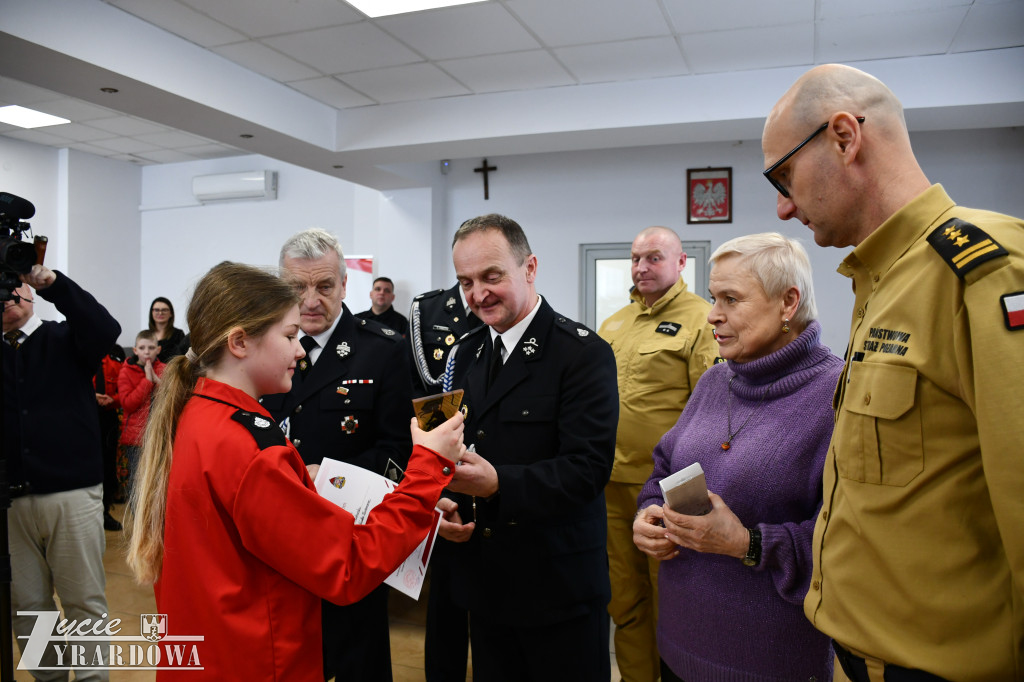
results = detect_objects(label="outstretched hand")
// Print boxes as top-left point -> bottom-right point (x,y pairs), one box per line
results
411,412 -> 466,464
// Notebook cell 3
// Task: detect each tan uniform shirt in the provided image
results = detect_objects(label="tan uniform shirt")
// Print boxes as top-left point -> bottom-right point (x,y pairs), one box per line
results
805,185 -> 1024,681
599,278 -> 717,484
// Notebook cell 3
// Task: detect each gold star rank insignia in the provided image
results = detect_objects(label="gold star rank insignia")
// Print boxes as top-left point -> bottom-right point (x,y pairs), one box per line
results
927,218 -> 1008,279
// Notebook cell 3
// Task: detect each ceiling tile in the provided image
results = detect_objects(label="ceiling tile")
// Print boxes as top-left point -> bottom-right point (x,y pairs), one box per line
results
683,24 -> 813,73
663,0 -> 813,32
212,41 -> 321,81
108,154 -> 151,164
134,130 -> 213,147
555,37 -> 689,83
86,116 -> 171,136
89,137 -> 164,154
178,0 -> 362,38
67,141 -> 124,157
288,77 -> 376,108
377,4 -> 539,60
104,0 -> 246,46
2,129 -> 77,146
819,0 -> 972,20
817,8 -> 967,63
440,51 -> 576,93
505,0 -> 671,46
264,23 -> 423,74
340,63 -> 471,103
46,123 -> 118,143
132,149 -> 202,163
951,2 -> 1024,52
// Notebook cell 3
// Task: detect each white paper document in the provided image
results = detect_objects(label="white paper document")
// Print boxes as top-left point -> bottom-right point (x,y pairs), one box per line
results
313,457 -> 442,600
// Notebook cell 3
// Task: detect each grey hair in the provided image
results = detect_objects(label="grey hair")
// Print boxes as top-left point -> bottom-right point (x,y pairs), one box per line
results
279,228 -> 347,280
709,232 -> 817,327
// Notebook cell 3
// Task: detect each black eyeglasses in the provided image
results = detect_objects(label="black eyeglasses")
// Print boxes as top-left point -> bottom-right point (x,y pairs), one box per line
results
763,116 -> 865,198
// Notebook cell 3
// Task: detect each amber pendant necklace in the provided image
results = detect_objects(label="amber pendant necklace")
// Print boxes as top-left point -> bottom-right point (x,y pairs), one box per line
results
722,375 -> 779,450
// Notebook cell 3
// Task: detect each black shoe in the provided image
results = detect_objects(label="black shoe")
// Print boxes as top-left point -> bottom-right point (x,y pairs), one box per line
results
104,512 -> 122,531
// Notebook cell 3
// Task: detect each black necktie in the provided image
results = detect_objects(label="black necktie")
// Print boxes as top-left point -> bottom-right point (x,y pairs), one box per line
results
488,336 -> 504,390
299,336 -> 318,376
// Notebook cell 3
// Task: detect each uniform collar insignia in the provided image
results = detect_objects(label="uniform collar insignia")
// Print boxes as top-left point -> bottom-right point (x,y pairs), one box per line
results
336,342 -> 351,358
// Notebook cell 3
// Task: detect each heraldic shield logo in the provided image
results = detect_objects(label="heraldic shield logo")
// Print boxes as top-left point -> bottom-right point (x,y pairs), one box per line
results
141,614 -> 168,642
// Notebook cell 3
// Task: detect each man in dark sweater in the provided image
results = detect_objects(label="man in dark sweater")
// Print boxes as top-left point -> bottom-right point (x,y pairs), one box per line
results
356,276 -> 409,337
3,264 -> 121,678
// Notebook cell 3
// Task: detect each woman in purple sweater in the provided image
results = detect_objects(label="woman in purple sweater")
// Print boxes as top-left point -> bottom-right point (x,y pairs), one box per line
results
634,232 -> 842,682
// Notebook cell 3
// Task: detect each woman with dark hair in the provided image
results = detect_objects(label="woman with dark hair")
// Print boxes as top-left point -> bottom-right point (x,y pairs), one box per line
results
148,296 -> 185,362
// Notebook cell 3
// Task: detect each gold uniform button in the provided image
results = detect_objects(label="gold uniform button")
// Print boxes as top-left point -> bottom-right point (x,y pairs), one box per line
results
482,528 -> 493,538
812,580 -> 820,591
864,393 -> 871,405
857,308 -> 865,318
822,510 -> 828,521
293,439 -> 302,447
294,404 -> 303,413
442,466 -> 452,476
476,429 -> 486,440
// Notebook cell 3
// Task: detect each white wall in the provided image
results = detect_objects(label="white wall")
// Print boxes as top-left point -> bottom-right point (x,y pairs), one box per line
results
433,127 -> 1024,356
1,138 -> 140,343
7,126 -> 1023,357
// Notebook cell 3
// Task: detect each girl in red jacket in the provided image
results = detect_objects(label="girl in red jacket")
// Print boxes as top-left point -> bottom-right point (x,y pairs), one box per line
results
125,261 -> 464,680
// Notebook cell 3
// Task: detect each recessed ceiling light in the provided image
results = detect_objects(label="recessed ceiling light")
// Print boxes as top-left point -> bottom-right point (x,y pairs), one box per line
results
0,105 -> 70,129
345,0 -> 486,18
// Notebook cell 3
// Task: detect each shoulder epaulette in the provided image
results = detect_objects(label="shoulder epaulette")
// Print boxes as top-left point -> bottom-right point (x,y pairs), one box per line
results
554,315 -> 599,343
413,288 -> 446,302
230,410 -> 286,450
926,218 -> 1008,279
357,318 -> 401,341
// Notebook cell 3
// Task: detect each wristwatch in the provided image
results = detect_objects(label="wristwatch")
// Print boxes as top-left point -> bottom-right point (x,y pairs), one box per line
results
742,527 -> 762,567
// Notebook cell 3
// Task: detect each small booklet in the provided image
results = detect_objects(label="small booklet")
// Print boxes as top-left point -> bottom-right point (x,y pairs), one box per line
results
412,389 -> 464,431
314,458 -> 442,600
659,462 -> 712,516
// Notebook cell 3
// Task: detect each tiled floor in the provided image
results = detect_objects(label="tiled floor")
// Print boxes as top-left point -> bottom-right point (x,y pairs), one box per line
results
12,504 -> 621,681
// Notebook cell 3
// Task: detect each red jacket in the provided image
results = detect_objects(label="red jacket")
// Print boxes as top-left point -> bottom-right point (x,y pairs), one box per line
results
154,378 -> 453,680
95,353 -> 122,409
117,358 -> 165,445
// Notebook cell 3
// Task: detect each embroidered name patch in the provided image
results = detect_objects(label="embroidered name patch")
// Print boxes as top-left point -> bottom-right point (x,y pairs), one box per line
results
1001,291 -> 1024,331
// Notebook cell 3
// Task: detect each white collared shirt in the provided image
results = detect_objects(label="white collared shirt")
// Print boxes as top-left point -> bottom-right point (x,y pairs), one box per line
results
7,314 -> 42,345
299,310 -> 344,365
490,295 -> 543,364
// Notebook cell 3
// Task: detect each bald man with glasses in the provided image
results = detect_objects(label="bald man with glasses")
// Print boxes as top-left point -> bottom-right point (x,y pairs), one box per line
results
763,63 -> 1024,682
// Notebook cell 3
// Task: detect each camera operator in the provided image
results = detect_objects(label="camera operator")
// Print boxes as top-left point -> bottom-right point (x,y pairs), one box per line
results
3,262 -> 120,679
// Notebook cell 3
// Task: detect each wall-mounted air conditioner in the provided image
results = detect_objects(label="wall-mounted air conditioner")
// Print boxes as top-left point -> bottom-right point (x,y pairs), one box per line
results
192,170 -> 277,203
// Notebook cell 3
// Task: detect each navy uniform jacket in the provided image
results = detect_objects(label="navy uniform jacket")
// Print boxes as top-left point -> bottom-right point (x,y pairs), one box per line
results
2,271 -> 121,495
409,283 -> 481,397
262,305 -> 413,479
446,298 -> 618,627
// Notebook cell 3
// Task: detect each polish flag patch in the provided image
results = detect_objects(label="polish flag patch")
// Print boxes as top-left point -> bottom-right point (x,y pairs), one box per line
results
1001,291 -> 1024,331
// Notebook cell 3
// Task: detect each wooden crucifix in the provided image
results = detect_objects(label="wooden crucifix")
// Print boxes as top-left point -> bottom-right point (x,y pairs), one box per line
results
474,158 -> 497,200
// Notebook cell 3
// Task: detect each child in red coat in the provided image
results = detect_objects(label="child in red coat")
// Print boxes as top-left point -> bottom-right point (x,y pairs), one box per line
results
117,330 -> 165,487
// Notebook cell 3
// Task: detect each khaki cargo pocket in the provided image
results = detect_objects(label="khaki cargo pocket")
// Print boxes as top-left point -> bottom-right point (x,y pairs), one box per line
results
635,335 -> 691,386
836,362 -> 923,486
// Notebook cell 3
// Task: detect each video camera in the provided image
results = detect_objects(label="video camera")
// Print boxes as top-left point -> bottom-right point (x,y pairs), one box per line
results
0,192 -> 47,302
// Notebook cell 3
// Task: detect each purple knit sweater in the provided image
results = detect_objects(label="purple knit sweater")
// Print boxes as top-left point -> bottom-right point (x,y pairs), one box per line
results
638,321 -> 841,682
